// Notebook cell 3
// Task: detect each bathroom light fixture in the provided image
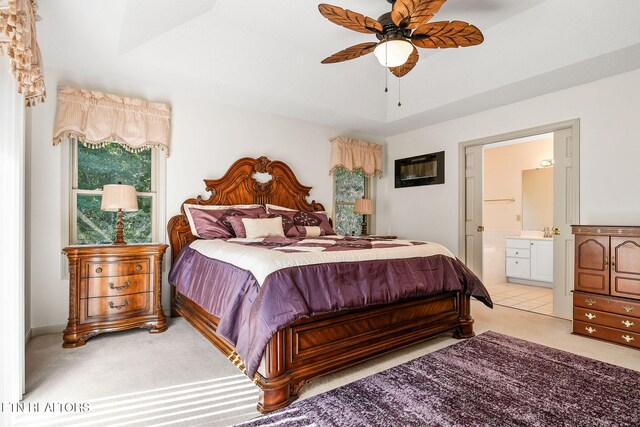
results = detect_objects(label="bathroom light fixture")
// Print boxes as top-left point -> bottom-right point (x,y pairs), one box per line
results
540,159 -> 554,168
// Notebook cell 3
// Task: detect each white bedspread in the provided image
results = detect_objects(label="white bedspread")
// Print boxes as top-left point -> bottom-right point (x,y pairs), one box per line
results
189,238 -> 455,286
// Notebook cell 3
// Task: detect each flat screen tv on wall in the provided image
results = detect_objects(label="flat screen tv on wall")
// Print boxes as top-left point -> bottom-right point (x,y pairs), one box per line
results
395,151 -> 445,188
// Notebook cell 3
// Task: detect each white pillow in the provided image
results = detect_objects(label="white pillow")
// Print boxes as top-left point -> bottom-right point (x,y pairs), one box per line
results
242,217 -> 285,239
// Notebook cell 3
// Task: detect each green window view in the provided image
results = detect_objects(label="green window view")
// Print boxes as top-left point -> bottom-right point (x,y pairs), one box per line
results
74,143 -> 153,245
334,168 -> 366,236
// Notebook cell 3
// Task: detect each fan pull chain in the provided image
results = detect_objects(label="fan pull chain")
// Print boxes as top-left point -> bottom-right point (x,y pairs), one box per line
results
385,69 -> 388,93
398,78 -> 402,107
384,42 -> 389,93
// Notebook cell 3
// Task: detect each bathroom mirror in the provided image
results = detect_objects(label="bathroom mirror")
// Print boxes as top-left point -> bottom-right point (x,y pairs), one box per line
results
522,168 -> 553,231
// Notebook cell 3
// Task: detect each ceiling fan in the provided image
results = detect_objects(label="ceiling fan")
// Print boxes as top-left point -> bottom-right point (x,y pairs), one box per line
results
319,0 -> 484,77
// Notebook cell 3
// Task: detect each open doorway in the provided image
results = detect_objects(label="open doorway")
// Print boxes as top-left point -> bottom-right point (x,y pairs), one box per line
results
458,120 -> 580,319
482,134 -> 554,315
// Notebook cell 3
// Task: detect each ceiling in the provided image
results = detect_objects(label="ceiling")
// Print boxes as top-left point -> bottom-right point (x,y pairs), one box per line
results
37,0 -> 640,137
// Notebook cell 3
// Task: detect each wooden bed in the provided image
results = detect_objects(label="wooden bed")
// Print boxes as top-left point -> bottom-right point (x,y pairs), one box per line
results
167,156 -> 475,413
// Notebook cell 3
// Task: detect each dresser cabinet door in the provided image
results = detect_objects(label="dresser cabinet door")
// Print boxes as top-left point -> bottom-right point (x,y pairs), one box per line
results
575,235 -> 610,295
610,237 -> 640,300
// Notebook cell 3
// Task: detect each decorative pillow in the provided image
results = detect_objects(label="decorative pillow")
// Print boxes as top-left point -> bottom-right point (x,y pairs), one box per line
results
242,217 -> 285,239
183,204 -> 266,238
267,208 -> 336,237
227,214 -> 260,238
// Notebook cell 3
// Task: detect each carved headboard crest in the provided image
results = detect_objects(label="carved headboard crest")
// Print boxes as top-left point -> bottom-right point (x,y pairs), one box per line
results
167,156 -> 326,261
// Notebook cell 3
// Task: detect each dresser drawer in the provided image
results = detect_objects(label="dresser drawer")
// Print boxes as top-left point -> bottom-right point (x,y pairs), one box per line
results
80,293 -> 152,323
82,274 -> 150,299
573,320 -> 639,349
506,258 -> 530,278
574,307 -> 640,333
506,248 -> 530,259
85,258 -> 150,278
573,292 -> 640,318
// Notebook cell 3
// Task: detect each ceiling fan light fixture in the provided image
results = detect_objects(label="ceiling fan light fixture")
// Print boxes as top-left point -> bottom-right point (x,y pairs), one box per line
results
373,39 -> 413,68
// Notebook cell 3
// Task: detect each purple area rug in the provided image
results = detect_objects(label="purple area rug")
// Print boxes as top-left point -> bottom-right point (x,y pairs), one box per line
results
236,331 -> 640,427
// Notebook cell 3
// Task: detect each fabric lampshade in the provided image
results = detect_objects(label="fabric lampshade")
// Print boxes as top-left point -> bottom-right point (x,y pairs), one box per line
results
354,198 -> 373,215
101,184 -> 138,212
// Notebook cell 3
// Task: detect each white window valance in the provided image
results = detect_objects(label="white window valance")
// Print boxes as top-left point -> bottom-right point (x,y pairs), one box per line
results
0,0 -> 46,106
53,86 -> 172,155
329,136 -> 383,178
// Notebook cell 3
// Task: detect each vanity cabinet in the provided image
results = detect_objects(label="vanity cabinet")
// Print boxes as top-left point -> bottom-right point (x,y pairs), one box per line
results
572,225 -> 640,349
505,238 -> 553,284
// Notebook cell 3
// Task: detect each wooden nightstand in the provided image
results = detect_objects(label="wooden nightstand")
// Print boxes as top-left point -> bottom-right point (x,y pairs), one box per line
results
62,243 -> 168,348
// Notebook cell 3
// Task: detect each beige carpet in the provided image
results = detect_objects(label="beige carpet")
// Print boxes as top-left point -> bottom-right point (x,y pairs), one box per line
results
14,302 -> 640,427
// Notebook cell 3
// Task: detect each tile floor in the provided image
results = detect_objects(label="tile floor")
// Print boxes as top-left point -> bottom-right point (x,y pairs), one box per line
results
484,281 -> 553,315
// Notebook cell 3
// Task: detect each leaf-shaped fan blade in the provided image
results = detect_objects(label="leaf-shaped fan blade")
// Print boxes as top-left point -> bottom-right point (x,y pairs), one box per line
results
412,21 -> 484,48
318,4 -> 383,34
321,42 -> 378,64
389,46 -> 419,77
392,0 -> 447,29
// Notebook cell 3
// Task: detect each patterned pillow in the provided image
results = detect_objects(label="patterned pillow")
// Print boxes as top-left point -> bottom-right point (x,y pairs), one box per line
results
183,204 -> 266,238
266,209 -> 336,237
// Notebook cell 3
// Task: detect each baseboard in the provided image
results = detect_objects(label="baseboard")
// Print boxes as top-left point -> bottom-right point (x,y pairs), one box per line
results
31,323 -> 66,338
506,278 -> 553,288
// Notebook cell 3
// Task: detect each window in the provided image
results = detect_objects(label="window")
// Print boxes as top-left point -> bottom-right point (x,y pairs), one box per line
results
333,168 -> 370,236
71,141 -> 160,245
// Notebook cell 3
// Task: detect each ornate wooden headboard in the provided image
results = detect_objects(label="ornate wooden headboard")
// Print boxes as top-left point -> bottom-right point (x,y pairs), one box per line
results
167,156 -> 326,261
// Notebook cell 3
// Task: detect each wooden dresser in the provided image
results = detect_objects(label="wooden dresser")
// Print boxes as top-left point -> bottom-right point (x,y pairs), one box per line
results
572,226 -> 640,349
62,244 -> 168,348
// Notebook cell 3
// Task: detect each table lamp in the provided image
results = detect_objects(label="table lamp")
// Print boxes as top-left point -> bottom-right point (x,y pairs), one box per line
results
354,198 -> 373,236
101,183 -> 138,245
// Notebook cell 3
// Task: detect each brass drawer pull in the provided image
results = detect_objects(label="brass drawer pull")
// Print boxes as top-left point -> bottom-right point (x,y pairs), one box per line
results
585,313 -> 596,320
621,335 -> 634,343
95,267 -> 103,274
585,326 -> 596,334
622,305 -> 634,313
108,281 -> 130,291
622,320 -> 635,328
585,299 -> 596,306
108,300 -> 129,310
136,265 -> 142,271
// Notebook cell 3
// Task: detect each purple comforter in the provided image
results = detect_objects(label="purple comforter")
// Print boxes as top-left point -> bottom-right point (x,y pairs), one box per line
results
169,237 -> 492,378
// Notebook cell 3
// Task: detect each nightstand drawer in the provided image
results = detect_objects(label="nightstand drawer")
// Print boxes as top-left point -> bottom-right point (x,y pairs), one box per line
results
82,274 -> 150,298
85,258 -> 150,278
81,293 -> 152,322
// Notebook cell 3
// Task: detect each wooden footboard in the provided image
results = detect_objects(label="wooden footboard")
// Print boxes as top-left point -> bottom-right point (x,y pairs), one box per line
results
172,288 -> 474,413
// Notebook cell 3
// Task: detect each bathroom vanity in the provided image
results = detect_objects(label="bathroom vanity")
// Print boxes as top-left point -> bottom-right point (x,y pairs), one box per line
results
506,237 -> 553,286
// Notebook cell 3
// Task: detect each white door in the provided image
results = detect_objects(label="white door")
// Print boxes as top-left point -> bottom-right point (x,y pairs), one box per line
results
552,127 -> 579,318
464,144 -> 483,276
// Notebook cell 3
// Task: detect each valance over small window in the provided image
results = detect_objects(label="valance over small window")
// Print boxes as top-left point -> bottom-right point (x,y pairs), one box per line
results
0,0 -> 46,106
329,136 -> 383,178
53,86 -> 172,155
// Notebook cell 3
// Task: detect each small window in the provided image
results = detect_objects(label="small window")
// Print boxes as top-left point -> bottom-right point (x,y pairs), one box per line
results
333,168 -> 370,236
71,142 -> 157,245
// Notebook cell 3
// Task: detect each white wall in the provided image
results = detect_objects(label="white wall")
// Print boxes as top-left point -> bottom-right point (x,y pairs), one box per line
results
378,69 -> 640,254
27,66 -> 369,330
